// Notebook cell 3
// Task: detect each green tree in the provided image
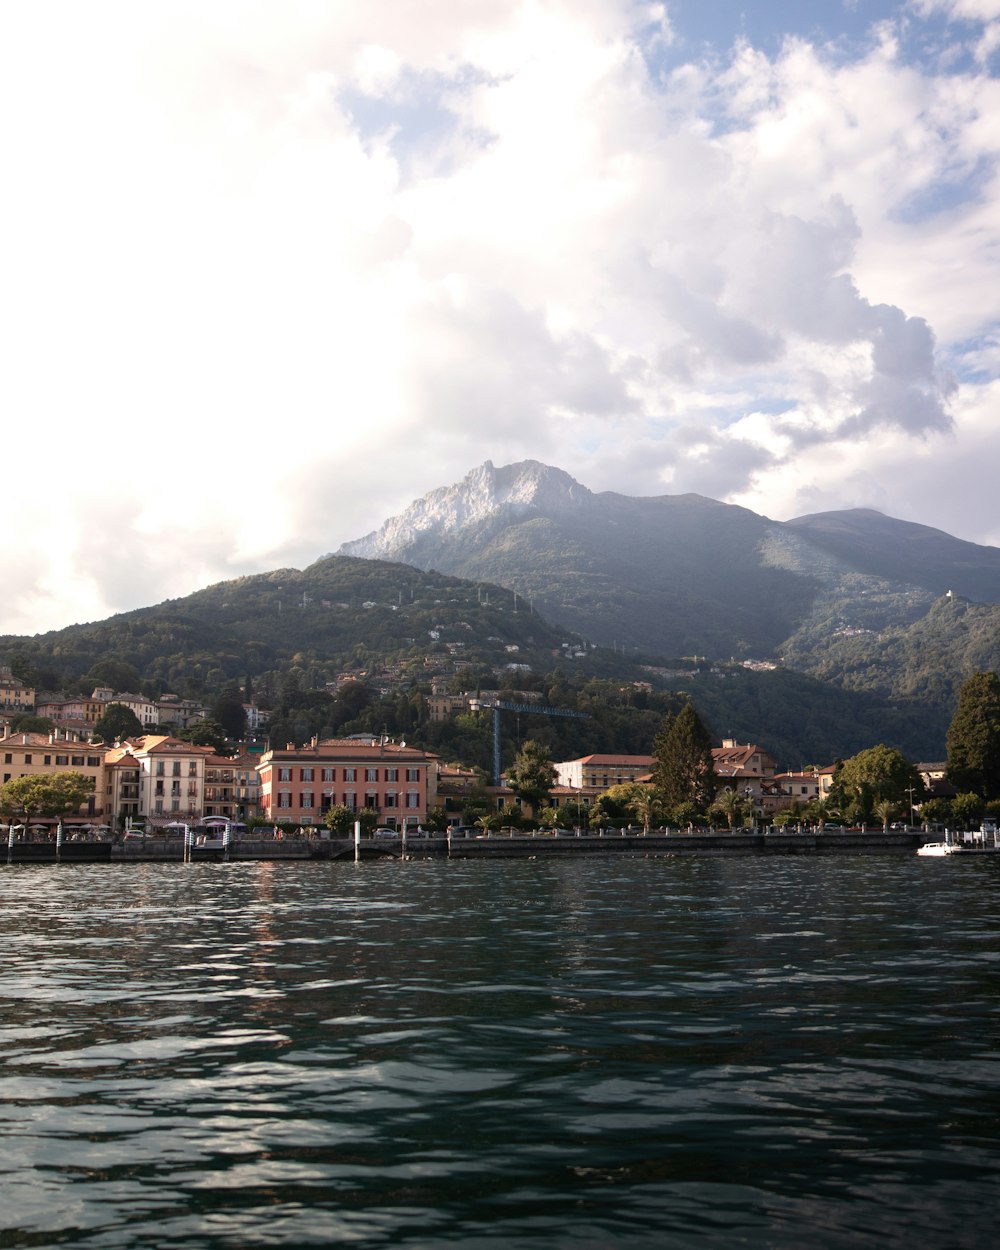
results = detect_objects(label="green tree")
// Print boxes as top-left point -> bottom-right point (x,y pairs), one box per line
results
83,659 -> 143,692
92,703 -> 144,744
828,744 -> 924,823
0,772 -> 95,822
8,714 -> 55,734
588,782 -> 649,828
918,796 -> 953,827
946,671 -> 1000,799
210,692 -> 247,740
178,720 -> 230,754
505,739 -> 557,813
460,795 -> 492,825
423,805 -> 450,833
652,702 -> 717,818
497,801 -> 528,830
323,804 -> 378,836
952,791 -> 984,830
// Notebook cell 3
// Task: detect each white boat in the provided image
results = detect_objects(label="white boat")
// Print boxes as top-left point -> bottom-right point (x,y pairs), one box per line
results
917,841 -> 960,856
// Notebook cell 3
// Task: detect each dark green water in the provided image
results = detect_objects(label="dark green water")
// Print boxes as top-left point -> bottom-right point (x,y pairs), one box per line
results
1,855 -> 998,1248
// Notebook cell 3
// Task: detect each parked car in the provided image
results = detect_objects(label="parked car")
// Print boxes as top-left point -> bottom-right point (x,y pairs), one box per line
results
373,828 -> 400,838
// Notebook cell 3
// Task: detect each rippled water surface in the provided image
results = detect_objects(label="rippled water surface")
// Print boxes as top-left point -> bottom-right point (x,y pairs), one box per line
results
2,855 -> 999,1248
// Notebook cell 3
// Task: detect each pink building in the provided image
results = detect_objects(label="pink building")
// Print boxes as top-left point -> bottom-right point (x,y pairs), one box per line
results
257,737 -> 438,828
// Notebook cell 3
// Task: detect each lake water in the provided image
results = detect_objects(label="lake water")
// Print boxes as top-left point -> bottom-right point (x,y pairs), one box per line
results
1,855 -> 998,1248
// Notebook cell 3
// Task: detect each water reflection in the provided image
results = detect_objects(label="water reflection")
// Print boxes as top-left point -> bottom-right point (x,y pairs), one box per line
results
1,856 -> 998,1247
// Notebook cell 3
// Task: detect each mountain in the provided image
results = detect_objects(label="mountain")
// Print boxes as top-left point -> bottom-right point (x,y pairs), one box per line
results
339,458 -> 1000,720
6,460 -> 1000,769
785,508 -> 1000,603
339,461 -> 819,658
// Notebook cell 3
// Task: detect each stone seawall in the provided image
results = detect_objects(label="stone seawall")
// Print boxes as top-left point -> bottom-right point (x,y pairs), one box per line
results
431,830 -> 923,857
4,829 -> 924,865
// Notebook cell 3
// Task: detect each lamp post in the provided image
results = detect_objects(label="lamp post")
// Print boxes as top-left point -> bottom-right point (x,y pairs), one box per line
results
905,786 -> 916,829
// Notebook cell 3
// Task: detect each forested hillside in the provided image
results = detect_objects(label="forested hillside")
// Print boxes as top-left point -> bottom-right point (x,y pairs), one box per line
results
1,557 -> 588,700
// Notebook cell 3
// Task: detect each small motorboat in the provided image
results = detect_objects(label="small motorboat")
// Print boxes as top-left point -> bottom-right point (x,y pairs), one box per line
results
917,841 -> 959,856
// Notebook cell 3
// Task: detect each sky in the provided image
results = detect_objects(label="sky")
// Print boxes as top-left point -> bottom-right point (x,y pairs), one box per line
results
2,0 -> 999,636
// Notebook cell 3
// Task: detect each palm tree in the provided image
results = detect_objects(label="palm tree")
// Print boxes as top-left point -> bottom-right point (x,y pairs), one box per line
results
710,787 -> 741,830
874,798 -> 896,832
628,786 -> 663,833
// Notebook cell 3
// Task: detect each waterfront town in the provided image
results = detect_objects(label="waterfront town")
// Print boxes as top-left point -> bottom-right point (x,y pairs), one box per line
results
0,666 -> 955,837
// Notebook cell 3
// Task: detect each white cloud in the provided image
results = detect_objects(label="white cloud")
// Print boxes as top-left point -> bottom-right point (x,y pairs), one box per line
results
0,0 -> 998,635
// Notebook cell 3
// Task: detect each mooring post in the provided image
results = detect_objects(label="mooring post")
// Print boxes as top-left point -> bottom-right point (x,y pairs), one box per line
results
56,820 -> 63,864
354,820 -> 361,863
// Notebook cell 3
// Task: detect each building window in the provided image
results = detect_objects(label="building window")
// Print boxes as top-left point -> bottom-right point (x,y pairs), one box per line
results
406,792 -> 420,808
365,793 -> 378,808
71,756 -> 84,766
301,768 -> 314,782
56,755 -> 68,766
24,755 -> 31,764
44,755 -> 51,765
277,792 -> 291,809
300,792 -> 314,809
156,762 -> 165,776
385,791 -> 398,808
344,792 -> 356,809
322,768 -> 334,782
3,754 -> 10,765
406,768 -> 419,782
385,768 -> 398,782
189,762 -> 197,776
278,767 -> 292,782
172,762 -> 181,776
365,768 -> 378,782
344,768 -> 356,782
87,757 -> 100,767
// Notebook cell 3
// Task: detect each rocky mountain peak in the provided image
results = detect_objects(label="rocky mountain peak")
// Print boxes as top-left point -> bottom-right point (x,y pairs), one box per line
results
338,460 -> 589,560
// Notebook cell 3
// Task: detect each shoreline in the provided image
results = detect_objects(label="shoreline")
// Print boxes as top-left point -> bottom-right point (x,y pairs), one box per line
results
3,828 -> 930,864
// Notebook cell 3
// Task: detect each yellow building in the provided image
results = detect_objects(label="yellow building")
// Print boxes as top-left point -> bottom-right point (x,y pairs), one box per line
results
0,732 -> 107,822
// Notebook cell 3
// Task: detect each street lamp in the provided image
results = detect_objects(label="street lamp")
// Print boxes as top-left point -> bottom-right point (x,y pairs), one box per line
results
744,787 -> 755,831
905,786 -> 916,829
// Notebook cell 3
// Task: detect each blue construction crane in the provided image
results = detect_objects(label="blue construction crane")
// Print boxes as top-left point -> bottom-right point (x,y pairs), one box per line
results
469,697 -> 590,785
